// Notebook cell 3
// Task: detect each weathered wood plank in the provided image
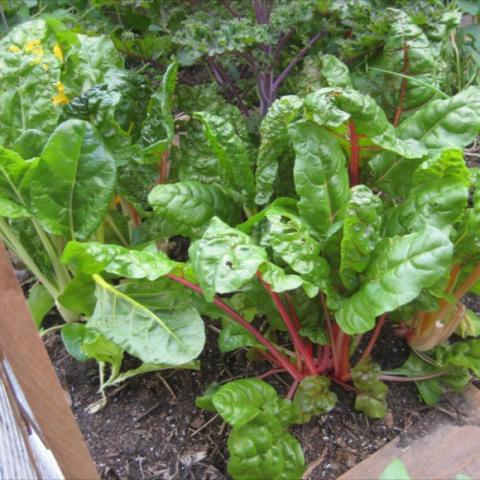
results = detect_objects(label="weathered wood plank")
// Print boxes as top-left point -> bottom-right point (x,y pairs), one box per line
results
339,385 -> 480,480
0,242 -> 99,479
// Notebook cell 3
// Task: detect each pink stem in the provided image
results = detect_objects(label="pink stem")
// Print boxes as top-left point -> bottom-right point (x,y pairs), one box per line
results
286,380 -> 300,400
357,313 -> 387,365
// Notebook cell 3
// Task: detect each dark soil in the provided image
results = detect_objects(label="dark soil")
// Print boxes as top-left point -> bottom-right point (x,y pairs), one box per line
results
44,317 -> 475,480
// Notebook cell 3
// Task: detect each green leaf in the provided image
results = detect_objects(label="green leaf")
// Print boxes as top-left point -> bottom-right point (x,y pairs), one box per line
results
82,328 -> 124,375
194,111 -> 254,204
227,422 -> 305,480
27,284 -> 54,328
147,181 -> 240,238
90,274 -> 205,365
290,121 -> 349,240
196,383 -> 221,412
212,379 -> 278,427
384,149 -> 470,236
219,320 -> 260,353
293,376 -> 337,423
321,54 -> 352,89
141,61 -> 178,159
436,340 -> 480,377
57,273 -> 96,317
61,323 -> 89,362
0,146 -> 31,219
0,20 -> 63,151
336,226 -> 453,334
255,95 -> 303,205
351,360 -> 388,418
62,241 -> 177,280
29,120 -> 116,241
189,217 -> 267,301
380,459 -> 410,480
340,185 -> 383,291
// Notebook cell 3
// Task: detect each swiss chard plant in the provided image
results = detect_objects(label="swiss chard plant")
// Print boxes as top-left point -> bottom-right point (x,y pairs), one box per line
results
2,4 -> 480,479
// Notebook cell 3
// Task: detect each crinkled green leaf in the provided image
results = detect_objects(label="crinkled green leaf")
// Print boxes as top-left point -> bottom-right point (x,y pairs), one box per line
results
383,149 -> 470,236
290,121 -> 349,240
336,226 -> 453,334
255,96 -> 304,205
141,61 -> 178,159
62,241 -> 177,280
257,262 -> 304,294
29,119 -> 116,241
82,327 -> 124,374
89,274 -> 205,365
293,376 -> 337,424
212,378 -> 278,427
436,340 -> 480,377
321,54 -> 352,89
195,383 -> 221,412
351,360 -> 388,418
28,283 -> 54,328
189,217 -> 267,301
194,111 -> 254,204
340,185 -> 383,291
147,181 -> 240,238
227,422 -> 305,480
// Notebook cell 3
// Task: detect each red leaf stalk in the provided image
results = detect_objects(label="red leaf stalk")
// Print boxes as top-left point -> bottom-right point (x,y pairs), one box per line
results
348,120 -> 360,187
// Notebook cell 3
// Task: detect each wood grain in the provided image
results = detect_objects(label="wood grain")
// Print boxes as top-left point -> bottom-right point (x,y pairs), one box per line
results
339,385 -> 480,480
0,243 -> 99,479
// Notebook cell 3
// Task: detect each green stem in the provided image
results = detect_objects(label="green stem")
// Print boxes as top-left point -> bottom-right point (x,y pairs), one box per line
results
105,213 -> 129,247
0,218 -> 59,297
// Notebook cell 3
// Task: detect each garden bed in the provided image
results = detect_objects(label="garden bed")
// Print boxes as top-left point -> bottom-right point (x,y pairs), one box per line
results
44,316 -> 478,480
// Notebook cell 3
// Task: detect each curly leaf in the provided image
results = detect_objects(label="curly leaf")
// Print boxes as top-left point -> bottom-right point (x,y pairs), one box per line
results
340,185 -> 383,291
255,96 -> 304,205
90,274 -> 205,365
148,181 -> 240,238
384,149 -> 470,236
194,111 -> 254,204
351,360 -> 388,418
290,121 -> 349,240
189,217 -> 267,301
62,241 -> 177,279
336,226 -> 453,334
29,119 -> 116,241
293,376 -> 337,423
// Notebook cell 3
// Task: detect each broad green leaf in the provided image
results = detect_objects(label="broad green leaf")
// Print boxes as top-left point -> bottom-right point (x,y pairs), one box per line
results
194,111 -> 254,204
293,376 -> 337,423
82,328 -> 123,375
262,206 -> 329,295
0,20 -> 63,152
196,383 -> 221,412
219,319 -> 260,353
336,226 -> 453,334
321,54 -> 352,88
258,260 -> 305,294
0,146 -> 31,219
57,273 -> 96,317
212,379 -> 278,427
148,181 -> 240,238
305,88 -> 427,159
436,340 -> 480,377
290,121 -> 349,239
62,241 -> 177,280
141,61 -> 178,159
351,360 -> 388,418
29,120 -> 116,241
372,88 -> 480,196
255,96 -> 304,205
380,459 -> 411,480
61,323 -> 89,362
340,185 -> 383,291
27,283 -> 54,328
189,217 -> 267,301
227,422 -> 305,480
383,149 -> 470,236
89,274 -> 205,365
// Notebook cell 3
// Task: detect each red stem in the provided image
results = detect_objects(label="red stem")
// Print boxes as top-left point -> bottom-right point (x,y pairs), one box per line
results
348,120 -> 360,187
320,293 -> 339,377
257,273 -> 317,376
317,345 -> 331,374
357,314 -> 387,365
157,151 -> 170,184
338,333 -> 351,381
166,273 -> 302,381
258,368 -> 286,379
286,379 -> 300,400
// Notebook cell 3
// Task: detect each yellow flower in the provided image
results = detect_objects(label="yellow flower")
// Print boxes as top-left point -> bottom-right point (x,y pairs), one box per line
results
53,43 -> 64,62
24,39 -> 44,58
9,45 -> 21,53
52,81 -> 69,106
